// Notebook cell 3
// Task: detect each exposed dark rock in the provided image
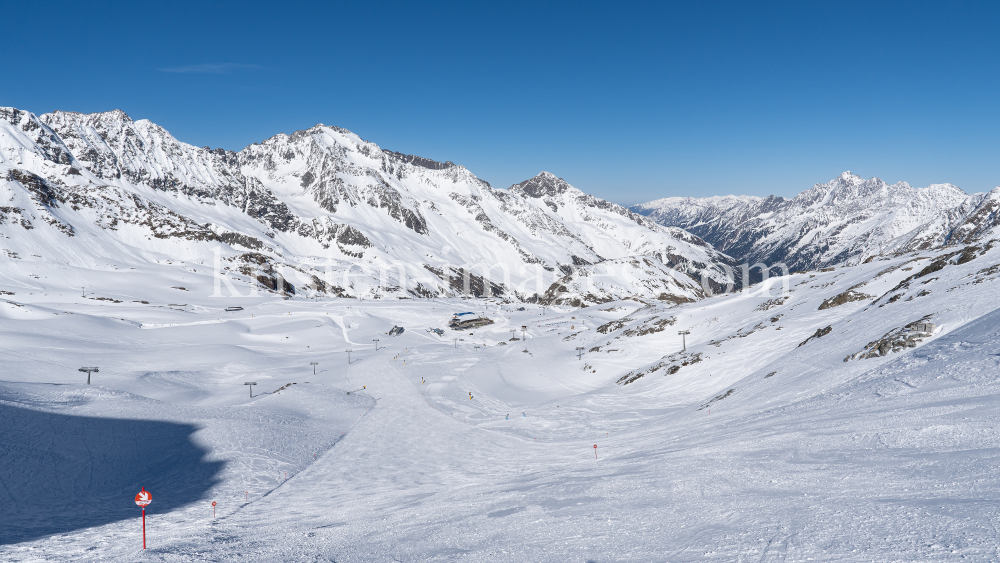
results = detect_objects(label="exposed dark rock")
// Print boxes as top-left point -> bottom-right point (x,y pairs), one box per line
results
818,289 -> 872,310
597,319 -> 627,334
217,232 -> 265,250
384,150 -> 456,170
798,325 -> 832,347
754,297 -> 789,311
423,265 -> 506,298
699,389 -> 734,410
621,316 -> 676,337
7,169 -> 62,208
845,318 -> 936,361
616,351 -> 702,385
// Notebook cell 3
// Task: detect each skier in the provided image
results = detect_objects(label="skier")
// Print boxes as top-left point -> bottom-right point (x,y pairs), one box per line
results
505,413 -> 509,420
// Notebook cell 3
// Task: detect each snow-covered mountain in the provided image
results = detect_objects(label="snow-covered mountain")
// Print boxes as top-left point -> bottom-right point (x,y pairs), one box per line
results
0,107 -> 734,302
11,111 -> 1000,561
633,172 -> 1000,272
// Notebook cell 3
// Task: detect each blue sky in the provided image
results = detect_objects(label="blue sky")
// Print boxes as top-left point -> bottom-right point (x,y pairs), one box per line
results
4,1 -> 1000,204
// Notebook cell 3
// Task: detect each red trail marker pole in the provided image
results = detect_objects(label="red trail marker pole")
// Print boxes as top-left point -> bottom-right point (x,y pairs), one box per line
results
594,444 -> 598,459
134,487 -> 152,549
212,501 -> 217,518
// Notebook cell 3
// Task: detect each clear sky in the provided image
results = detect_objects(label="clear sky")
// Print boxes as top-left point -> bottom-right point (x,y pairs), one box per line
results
4,1 -> 1000,205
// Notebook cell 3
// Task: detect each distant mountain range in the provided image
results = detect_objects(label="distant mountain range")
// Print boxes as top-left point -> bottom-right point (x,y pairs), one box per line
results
4,105 -> 999,305
632,171 -> 1000,272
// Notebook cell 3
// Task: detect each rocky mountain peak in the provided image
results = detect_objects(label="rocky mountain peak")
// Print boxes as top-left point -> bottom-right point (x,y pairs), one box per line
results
43,109 -> 136,132
510,171 -> 574,198
824,170 -> 865,189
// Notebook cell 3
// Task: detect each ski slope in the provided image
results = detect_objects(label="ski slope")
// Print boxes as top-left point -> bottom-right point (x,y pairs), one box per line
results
3,238 -> 1000,560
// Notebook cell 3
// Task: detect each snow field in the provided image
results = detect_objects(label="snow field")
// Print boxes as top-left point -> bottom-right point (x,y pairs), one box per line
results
3,241 -> 1000,559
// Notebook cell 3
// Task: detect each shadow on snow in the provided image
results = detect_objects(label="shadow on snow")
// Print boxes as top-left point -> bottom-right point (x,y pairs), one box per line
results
0,404 -> 223,545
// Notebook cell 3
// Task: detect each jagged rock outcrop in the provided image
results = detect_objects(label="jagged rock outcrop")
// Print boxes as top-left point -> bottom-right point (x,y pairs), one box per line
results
844,320 -> 936,361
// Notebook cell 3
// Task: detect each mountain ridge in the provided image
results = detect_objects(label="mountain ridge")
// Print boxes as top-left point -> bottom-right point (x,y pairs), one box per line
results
633,171 -> 1000,271
0,106 -> 735,304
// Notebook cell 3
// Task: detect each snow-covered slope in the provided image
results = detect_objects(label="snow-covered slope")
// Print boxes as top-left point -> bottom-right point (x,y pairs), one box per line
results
0,107 -> 733,302
509,171 -> 724,271
4,228 -> 1000,560
537,255 -> 707,307
633,171 -> 1000,271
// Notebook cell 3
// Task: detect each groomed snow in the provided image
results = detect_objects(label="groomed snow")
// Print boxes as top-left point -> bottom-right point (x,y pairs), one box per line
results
4,238 -> 1000,560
